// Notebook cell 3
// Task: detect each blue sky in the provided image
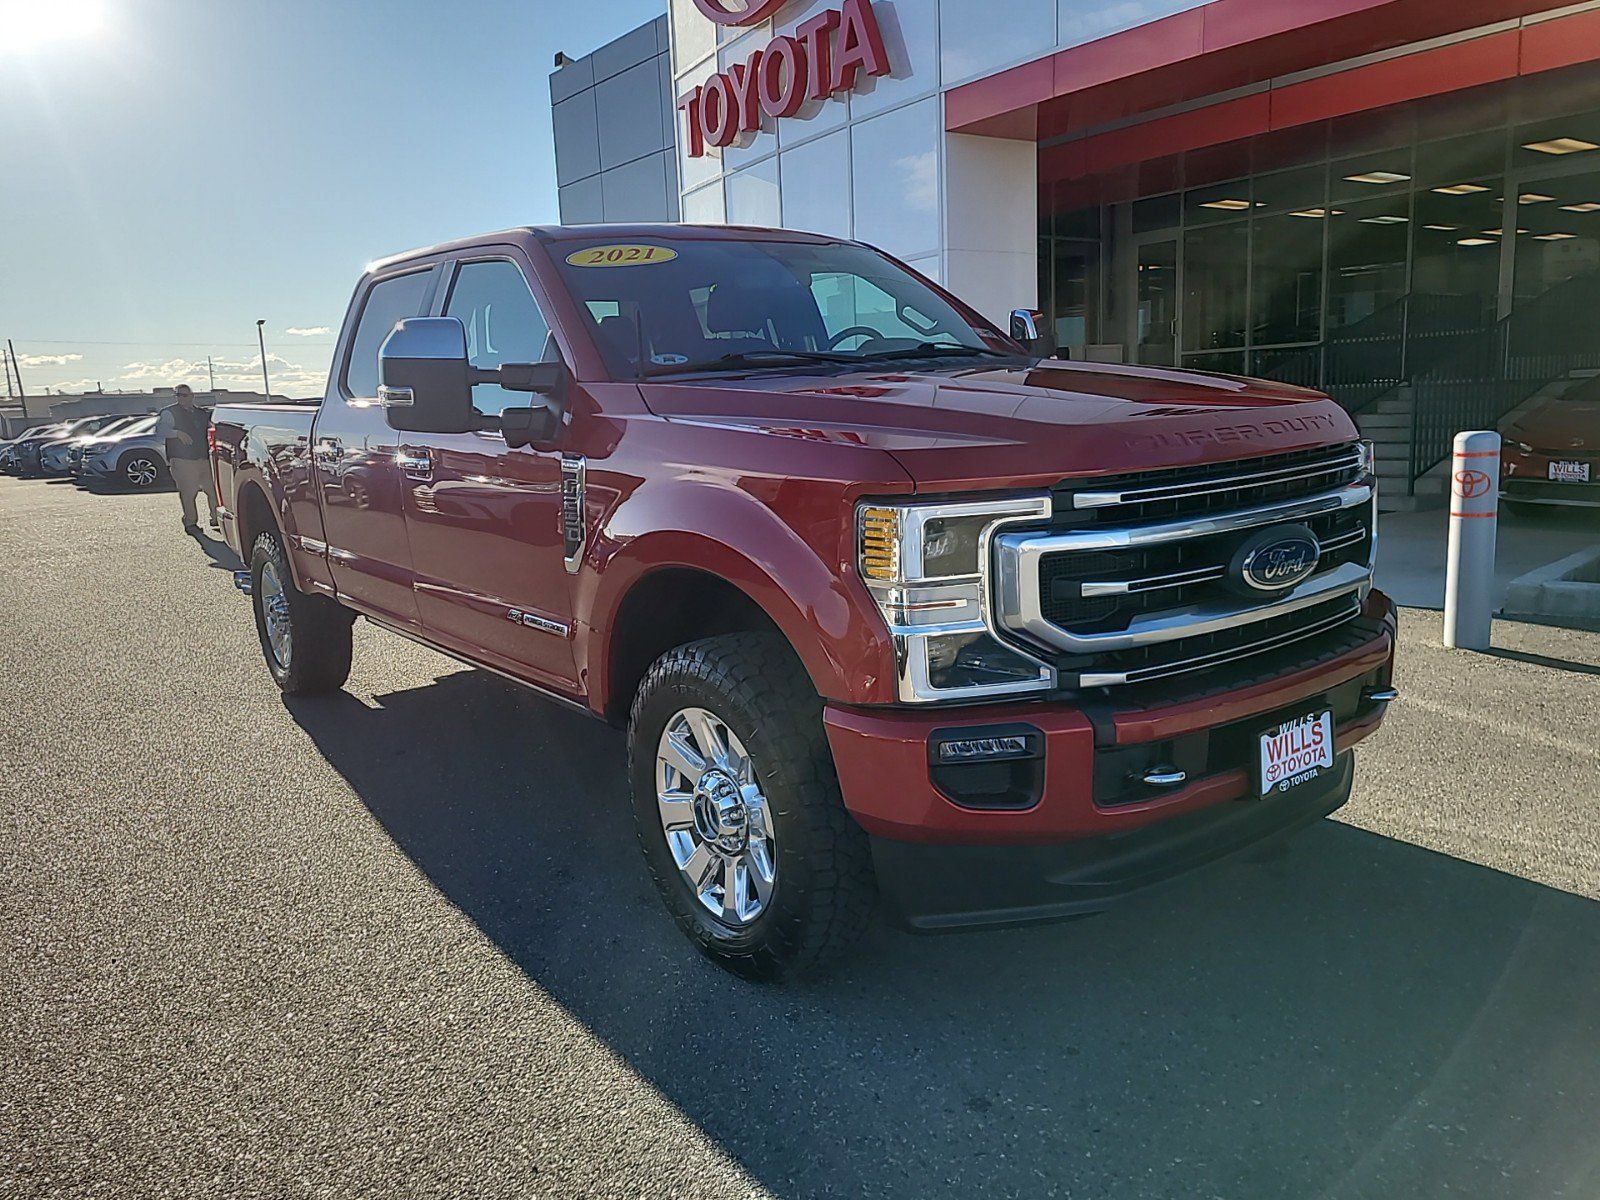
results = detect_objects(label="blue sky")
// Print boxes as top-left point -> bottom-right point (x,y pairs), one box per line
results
0,0 -> 665,399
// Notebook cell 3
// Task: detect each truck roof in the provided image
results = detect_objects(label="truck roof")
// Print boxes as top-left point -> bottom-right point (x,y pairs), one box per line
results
367,223 -> 856,274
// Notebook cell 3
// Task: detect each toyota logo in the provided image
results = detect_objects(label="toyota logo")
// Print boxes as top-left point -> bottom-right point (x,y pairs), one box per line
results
1454,469 -> 1492,499
691,0 -> 788,25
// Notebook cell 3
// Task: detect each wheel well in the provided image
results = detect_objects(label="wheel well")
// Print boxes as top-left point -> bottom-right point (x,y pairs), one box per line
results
234,482 -> 277,560
605,568 -> 787,725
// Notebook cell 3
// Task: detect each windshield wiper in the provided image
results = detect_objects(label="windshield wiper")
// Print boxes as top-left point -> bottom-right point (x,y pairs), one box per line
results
858,343 -> 1012,362
643,349 -> 863,377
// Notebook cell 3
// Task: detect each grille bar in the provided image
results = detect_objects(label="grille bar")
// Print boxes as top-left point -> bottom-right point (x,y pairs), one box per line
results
1079,597 -> 1364,687
1071,448 -> 1365,511
1076,524 -> 1366,599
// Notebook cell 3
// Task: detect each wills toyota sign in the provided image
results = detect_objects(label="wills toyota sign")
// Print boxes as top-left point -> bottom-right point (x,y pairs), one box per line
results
677,0 -> 891,157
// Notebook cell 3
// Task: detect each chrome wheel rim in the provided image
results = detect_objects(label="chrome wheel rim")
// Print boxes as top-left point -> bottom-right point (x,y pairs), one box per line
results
655,707 -> 775,927
126,458 -> 158,486
259,560 -> 293,670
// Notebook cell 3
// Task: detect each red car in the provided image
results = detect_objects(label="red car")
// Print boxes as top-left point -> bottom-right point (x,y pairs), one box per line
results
1501,376 -> 1600,514
211,224 -> 1396,979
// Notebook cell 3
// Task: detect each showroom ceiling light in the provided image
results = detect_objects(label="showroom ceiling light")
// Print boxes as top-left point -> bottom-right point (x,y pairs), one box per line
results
1457,237 -> 1497,245
1345,170 -> 1410,184
1432,182 -> 1489,195
1560,201 -> 1600,212
1522,137 -> 1599,155
1533,232 -> 1576,240
1288,208 -> 1343,218
1518,193 -> 1556,204
1423,224 -> 1460,231
1199,198 -> 1252,210
1360,215 -> 1408,224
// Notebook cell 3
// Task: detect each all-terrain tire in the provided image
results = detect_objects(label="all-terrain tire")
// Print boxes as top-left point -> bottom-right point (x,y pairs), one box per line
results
628,632 -> 876,981
250,529 -> 355,695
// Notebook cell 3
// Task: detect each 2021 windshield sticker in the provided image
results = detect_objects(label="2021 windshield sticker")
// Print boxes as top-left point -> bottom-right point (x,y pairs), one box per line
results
565,244 -> 678,267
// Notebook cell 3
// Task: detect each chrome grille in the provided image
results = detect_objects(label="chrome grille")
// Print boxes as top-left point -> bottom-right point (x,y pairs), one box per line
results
994,446 -> 1376,688
1053,441 -> 1365,526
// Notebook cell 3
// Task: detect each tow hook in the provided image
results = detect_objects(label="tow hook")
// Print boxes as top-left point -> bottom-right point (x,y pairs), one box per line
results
1362,687 -> 1399,703
233,570 -> 253,596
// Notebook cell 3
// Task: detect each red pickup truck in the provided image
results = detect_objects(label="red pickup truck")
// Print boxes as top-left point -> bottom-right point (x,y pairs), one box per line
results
212,224 -> 1396,979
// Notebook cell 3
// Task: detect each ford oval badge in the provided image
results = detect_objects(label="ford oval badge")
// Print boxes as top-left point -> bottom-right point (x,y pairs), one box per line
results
1227,524 -> 1321,594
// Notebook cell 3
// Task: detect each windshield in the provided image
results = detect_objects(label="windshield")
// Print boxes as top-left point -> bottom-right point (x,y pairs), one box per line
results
551,236 -> 1019,380
120,416 -> 157,436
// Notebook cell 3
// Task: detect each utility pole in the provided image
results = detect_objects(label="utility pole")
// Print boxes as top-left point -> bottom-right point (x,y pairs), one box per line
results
255,320 -> 271,400
2,345 -> 15,404
207,356 -> 216,394
6,339 -> 26,415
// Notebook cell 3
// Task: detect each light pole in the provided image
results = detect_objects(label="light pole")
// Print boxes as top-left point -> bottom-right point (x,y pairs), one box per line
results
255,319 -> 271,399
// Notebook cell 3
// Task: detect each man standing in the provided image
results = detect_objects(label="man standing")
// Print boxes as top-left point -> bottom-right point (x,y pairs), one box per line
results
155,384 -> 218,535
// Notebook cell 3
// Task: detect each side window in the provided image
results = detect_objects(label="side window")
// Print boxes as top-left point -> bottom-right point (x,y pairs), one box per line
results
444,260 -> 555,418
343,270 -> 433,399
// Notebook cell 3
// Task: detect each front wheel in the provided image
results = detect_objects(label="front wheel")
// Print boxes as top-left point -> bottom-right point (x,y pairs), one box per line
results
119,452 -> 163,489
628,632 -> 875,981
250,530 -> 355,694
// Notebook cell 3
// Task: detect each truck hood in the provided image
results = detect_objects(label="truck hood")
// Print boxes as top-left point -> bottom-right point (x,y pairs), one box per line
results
640,360 -> 1357,491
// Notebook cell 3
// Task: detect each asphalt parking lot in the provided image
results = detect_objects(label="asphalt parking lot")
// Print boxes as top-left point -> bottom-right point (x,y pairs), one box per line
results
3,476 -> 1599,1200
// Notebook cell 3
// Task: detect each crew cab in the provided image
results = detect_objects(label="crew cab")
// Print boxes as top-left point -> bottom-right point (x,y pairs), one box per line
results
211,224 -> 1397,979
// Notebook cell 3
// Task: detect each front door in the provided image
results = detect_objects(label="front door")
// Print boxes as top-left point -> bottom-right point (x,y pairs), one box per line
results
1134,237 -> 1179,366
314,267 -> 437,629
400,256 -> 578,693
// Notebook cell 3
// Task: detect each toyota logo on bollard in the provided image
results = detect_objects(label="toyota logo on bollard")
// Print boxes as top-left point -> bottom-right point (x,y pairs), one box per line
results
1454,468 -> 1492,499
692,0 -> 788,24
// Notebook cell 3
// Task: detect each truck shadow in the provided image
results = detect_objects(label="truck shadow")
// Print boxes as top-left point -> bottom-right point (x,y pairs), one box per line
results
285,670 -> 1600,1200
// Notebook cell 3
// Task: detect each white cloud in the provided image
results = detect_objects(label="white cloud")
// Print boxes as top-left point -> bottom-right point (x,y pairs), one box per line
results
17,352 -> 83,366
117,352 -> 327,399
285,326 -> 332,337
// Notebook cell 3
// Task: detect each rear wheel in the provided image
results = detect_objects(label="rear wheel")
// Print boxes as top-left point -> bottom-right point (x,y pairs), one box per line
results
628,632 -> 875,981
119,452 -> 163,489
250,529 -> 354,694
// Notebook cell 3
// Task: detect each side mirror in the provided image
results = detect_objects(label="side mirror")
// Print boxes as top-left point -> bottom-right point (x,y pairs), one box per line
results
379,317 -> 476,434
1009,308 -> 1064,359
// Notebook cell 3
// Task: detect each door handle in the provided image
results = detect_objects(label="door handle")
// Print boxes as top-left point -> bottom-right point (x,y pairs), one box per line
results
396,449 -> 433,480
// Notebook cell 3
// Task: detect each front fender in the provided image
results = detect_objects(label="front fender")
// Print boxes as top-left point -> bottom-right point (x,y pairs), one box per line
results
579,475 -> 899,711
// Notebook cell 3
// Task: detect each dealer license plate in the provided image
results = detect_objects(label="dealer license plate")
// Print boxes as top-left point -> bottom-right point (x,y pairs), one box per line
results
1549,460 -> 1591,484
1258,708 -> 1334,797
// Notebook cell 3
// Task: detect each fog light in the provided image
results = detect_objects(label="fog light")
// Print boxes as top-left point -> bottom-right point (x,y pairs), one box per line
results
936,734 -> 1035,762
928,724 -> 1045,811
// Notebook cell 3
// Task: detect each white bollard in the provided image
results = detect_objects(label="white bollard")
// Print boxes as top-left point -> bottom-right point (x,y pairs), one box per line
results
1443,430 -> 1500,650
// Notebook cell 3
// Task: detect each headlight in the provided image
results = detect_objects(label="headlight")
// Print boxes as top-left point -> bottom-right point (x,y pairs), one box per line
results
857,498 -> 1055,703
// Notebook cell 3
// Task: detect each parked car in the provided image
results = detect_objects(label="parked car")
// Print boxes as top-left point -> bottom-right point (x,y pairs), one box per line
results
79,417 -> 171,488
1,423 -> 68,474
71,415 -> 159,479
11,415 -> 123,476
40,415 -> 147,475
1500,377 -> 1600,515
212,224 -> 1397,980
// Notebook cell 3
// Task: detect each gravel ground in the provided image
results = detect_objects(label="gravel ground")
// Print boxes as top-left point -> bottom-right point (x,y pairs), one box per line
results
3,475 -> 1598,1200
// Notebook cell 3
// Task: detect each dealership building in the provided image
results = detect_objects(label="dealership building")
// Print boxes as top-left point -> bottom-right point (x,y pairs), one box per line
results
551,0 -> 1600,499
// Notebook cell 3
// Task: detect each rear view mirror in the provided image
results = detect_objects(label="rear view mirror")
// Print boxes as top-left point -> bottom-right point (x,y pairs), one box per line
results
379,317 -> 476,434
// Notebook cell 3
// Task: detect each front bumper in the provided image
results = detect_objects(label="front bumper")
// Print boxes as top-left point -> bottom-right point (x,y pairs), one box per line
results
871,753 -> 1355,930
823,589 -> 1396,925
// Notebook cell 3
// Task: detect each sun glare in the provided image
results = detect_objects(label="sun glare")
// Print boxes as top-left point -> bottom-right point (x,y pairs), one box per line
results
0,0 -> 104,56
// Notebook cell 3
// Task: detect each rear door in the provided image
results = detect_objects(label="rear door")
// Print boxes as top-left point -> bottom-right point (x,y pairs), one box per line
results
313,266 -> 438,628
398,254 -> 578,693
